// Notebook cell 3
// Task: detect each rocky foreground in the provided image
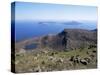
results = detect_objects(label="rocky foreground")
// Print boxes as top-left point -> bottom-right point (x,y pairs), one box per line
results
14,47 -> 97,73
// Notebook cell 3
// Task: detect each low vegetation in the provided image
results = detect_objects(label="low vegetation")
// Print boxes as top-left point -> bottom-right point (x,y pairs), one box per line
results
14,47 -> 97,73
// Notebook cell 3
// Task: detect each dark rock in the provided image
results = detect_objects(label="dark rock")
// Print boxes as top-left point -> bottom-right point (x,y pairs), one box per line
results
69,56 -> 74,61
80,59 -> 88,65
84,57 -> 91,63
92,50 -> 96,53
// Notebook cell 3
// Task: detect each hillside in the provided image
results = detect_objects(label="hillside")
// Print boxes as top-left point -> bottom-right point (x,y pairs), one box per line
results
15,29 -> 97,51
14,28 -> 97,73
39,29 -> 97,51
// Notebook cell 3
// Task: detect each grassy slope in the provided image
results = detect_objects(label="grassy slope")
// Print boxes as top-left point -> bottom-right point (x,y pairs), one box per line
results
14,48 -> 97,73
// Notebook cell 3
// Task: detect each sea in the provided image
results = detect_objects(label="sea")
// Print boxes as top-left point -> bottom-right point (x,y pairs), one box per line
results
15,21 -> 97,42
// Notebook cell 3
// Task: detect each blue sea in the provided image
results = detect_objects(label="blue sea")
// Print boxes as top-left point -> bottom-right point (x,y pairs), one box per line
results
15,21 -> 97,42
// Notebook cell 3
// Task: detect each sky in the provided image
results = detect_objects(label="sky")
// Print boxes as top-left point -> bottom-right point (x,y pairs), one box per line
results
14,2 -> 97,22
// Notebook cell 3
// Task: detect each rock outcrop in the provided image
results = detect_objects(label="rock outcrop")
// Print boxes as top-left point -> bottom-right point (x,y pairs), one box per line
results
40,29 -> 97,51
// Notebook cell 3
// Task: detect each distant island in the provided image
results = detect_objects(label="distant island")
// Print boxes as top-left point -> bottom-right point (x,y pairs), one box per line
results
38,21 -> 82,25
63,21 -> 82,25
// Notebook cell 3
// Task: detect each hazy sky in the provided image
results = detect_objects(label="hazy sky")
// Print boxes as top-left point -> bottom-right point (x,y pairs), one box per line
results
14,2 -> 97,21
